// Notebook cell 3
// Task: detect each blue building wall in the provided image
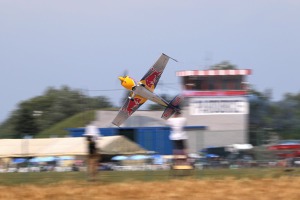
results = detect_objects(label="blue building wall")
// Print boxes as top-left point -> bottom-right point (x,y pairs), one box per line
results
136,127 -> 172,155
67,126 -> 205,155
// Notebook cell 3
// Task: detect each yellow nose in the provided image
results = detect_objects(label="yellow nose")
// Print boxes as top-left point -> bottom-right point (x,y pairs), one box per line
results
118,76 -> 125,82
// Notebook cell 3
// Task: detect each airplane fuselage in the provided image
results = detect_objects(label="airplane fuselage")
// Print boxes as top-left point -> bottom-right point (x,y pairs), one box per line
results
133,85 -> 168,107
118,76 -> 168,107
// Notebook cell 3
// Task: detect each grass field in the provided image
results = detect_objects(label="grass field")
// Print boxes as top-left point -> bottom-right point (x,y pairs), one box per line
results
0,168 -> 300,199
1,168 -> 300,185
0,168 -> 300,185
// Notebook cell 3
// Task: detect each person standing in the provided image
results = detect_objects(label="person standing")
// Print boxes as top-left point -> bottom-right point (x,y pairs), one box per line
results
84,122 -> 101,181
166,112 -> 188,164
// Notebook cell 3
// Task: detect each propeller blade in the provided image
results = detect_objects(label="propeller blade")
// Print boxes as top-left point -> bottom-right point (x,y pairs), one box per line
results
123,70 -> 128,78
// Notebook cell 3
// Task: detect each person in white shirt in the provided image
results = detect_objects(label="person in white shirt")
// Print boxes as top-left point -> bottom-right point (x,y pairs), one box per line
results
84,122 -> 101,140
83,122 -> 101,181
166,112 -> 188,157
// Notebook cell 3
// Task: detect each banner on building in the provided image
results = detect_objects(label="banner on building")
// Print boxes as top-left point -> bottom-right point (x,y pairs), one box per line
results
189,97 -> 249,115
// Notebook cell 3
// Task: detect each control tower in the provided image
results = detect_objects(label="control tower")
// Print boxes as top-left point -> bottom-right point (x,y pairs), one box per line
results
176,69 -> 252,148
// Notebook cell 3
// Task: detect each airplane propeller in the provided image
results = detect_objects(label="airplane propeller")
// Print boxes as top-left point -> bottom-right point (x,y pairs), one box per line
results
123,70 -> 128,77
118,70 -> 128,83
117,70 -> 131,104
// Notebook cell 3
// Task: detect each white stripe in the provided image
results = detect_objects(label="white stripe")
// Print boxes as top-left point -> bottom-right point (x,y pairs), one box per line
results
208,70 -> 214,75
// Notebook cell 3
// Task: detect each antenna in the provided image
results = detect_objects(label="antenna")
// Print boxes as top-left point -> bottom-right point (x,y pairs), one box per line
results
204,52 -> 213,70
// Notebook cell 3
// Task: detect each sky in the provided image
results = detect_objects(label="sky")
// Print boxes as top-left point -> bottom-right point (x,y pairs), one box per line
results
1,0 -> 300,123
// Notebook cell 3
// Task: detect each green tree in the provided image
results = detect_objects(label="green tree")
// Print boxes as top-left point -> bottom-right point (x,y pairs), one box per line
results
210,61 -> 237,70
248,89 -> 274,145
249,89 -> 300,145
0,85 -> 114,138
272,93 -> 300,139
13,106 -> 39,138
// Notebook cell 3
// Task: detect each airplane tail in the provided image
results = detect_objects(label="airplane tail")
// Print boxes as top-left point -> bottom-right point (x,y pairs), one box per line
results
161,95 -> 184,120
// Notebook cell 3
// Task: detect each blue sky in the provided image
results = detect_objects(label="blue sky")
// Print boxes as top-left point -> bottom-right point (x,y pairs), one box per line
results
1,0 -> 300,123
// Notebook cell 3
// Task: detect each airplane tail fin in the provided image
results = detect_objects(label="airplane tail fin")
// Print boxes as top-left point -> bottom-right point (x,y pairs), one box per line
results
161,95 -> 184,120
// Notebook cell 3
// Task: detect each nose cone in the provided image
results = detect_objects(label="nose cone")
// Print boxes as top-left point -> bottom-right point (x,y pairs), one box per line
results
118,76 -> 125,82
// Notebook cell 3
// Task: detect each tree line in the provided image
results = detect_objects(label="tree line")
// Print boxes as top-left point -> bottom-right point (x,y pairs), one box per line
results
0,86 -> 113,138
249,89 -> 300,144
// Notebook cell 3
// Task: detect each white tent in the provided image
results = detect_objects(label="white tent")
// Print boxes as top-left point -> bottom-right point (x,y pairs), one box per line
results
0,136 -> 147,158
230,144 -> 253,150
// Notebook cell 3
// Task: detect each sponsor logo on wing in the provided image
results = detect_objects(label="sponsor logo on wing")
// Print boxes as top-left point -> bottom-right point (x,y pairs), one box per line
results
122,98 -> 142,115
145,68 -> 162,88
172,96 -> 181,106
163,108 -> 173,118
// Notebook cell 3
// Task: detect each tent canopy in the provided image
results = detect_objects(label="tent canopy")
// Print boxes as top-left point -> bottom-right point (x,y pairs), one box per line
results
0,136 -> 147,158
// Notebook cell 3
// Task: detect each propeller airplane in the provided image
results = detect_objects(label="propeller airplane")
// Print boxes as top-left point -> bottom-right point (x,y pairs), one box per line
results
112,53 -> 184,127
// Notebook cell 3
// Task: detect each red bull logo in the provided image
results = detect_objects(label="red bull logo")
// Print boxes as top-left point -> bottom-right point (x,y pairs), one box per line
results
171,96 -> 182,106
145,68 -> 162,88
162,108 -> 174,119
122,97 -> 142,115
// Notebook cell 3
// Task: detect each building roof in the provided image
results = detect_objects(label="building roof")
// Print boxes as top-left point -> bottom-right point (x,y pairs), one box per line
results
89,110 -> 241,131
176,69 -> 251,76
94,110 -> 167,128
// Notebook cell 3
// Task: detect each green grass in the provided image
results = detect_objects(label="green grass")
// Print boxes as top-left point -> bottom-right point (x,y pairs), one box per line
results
37,110 -> 96,138
195,168 -> 298,179
0,172 -> 86,185
1,168 -> 299,185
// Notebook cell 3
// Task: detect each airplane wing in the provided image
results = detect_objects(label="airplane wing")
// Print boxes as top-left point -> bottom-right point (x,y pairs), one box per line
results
140,53 -> 170,92
112,95 -> 147,127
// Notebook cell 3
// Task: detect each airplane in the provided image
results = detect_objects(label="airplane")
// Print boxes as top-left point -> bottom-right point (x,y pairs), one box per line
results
112,53 -> 184,127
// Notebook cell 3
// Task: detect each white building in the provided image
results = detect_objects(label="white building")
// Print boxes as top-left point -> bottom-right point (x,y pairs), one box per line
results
177,69 -> 251,149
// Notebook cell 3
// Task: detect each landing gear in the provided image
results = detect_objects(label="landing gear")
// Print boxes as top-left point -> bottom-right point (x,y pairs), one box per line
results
128,96 -> 134,101
138,82 -> 145,87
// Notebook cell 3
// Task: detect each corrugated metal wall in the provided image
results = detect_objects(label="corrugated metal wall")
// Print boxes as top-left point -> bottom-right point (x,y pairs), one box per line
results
68,127 -> 173,154
136,127 -> 172,155
68,126 -> 206,155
